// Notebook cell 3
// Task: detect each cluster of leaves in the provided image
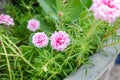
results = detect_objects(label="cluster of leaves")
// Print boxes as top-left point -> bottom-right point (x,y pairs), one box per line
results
0,0 -> 120,80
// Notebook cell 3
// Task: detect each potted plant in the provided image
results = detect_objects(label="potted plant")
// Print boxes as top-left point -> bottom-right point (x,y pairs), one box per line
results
0,0 -> 120,80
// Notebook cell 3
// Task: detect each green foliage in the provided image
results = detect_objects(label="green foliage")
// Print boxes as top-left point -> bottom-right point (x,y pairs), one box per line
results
34,15 -> 56,35
0,0 -> 120,80
81,0 -> 92,8
57,0 -> 82,22
37,0 -> 92,23
11,0 -> 41,14
37,0 -> 58,23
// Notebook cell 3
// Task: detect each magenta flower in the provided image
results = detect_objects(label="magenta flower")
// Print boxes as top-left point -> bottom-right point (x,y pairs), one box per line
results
27,19 -> 40,32
0,14 -> 14,26
32,32 -> 49,48
50,31 -> 70,51
90,0 -> 120,23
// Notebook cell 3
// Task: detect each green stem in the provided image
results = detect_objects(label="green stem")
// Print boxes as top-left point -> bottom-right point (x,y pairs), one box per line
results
48,46 -> 76,79
103,40 -> 120,48
2,34 -> 34,69
2,35 -> 21,55
1,38 -> 12,80
102,27 -> 119,42
102,20 -> 120,43
0,53 -> 18,57
19,55 -> 34,69
18,63 -> 23,80
86,20 -> 102,40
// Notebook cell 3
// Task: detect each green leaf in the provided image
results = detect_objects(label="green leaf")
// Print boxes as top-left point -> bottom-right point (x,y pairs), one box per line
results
61,0 -> 92,22
37,0 -> 82,23
12,13 -> 30,39
37,0 -> 92,23
34,15 -> 55,35
62,0 -> 82,22
81,0 -> 92,8
9,37 -> 21,44
20,45 -> 34,54
29,33 -> 34,46
40,20 -> 55,35
37,0 -> 58,22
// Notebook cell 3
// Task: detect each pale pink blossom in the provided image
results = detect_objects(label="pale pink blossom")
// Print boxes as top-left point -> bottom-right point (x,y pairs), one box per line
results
27,19 -> 40,32
32,32 -> 49,48
50,31 -> 70,51
0,14 -> 14,26
90,0 -> 120,23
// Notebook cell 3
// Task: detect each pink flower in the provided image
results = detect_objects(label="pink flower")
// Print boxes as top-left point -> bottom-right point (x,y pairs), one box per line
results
50,31 -> 70,51
27,19 -> 40,32
0,14 -> 14,26
32,32 -> 49,48
90,0 -> 120,23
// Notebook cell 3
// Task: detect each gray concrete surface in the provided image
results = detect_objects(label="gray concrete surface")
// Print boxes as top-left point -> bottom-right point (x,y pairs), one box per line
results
109,65 -> 120,80
99,65 -> 120,80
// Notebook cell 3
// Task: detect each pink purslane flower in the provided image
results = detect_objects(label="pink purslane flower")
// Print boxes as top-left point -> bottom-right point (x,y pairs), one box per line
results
32,32 -> 49,48
27,19 -> 40,32
0,14 -> 14,26
50,31 -> 70,51
90,0 -> 120,23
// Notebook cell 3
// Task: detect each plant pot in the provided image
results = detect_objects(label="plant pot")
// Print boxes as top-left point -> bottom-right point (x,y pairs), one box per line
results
64,44 -> 120,80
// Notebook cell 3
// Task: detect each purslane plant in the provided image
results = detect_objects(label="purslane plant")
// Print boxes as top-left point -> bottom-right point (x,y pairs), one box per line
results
0,14 -> 14,26
90,0 -> 120,23
1,0 -> 120,80
27,19 -> 40,32
50,31 -> 70,51
32,32 -> 49,48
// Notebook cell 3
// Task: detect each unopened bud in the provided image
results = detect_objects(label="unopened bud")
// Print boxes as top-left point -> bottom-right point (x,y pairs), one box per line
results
62,0 -> 67,4
58,12 -> 63,17
42,65 -> 47,72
